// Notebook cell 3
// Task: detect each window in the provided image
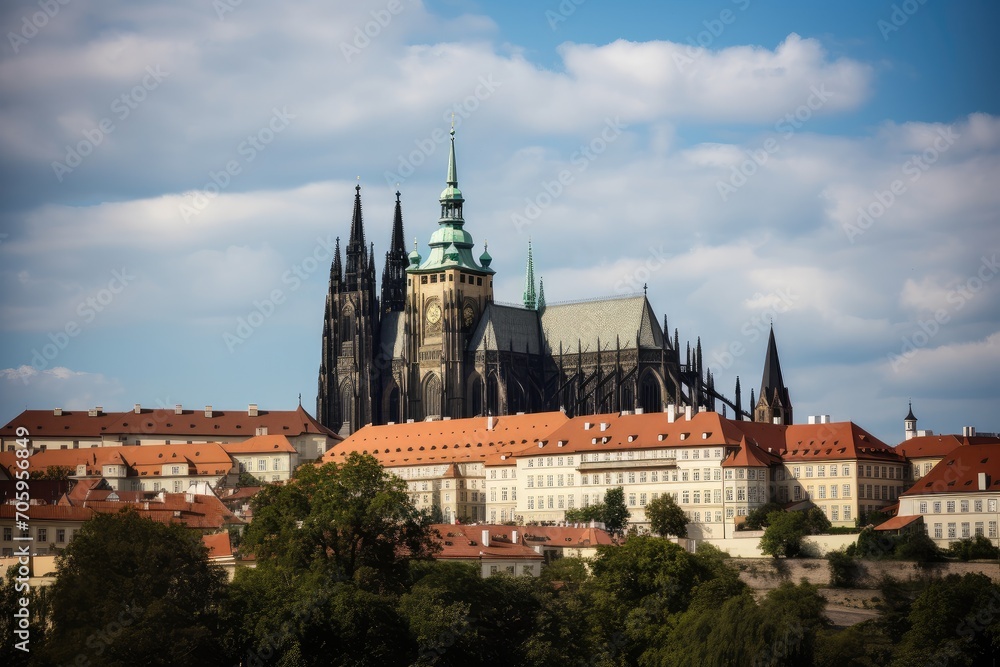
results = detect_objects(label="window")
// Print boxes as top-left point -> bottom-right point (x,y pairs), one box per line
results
946,501 -> 955,513
947,523 -> 956,539
557,475 -> 564,487
37,528 -> 47,542
831,485 -> 838,499
682,471 -> 689,482
793,486 -> 801,501
558,495 -> 565,509
975,522 -> 984,537
547,475 -> 553,487
693,471 -> 700,482
527,459 -> 533,468
933,501 -> 941,513
975,500 -> 983,512
843,505 -> 851,521
567,495 -> 574,508
693,491 -> 701,504
640,493 -> 647,506
818,465 -> 826,477
831,507 -> 839,521
527,497 -> 534,509
257,459 -> 266,472
793,467 -> 800,479
934,523 -> 943,539
714,469 -> 721,481
843,465 -> 850,476
3,527 -> 11,541
547,496 -> 554,509
173,481 -> 182,492
604,473 -> 612,484
961,523 -> 971,538
726,508 -> 735,519
617,472 -> 625,484
960,500 -> 969,513
725,488 -> 733,502
501,489 -> 508,501
640,472 -> 647,483
273,458 -> 281,471
737,488 -> 746,501
990,521 -> 998,538
919,501 -> 927,513
725,470 -> 733,480
527,477 -> 534,488
818,486 -> 826,499
682,491 -> 690,504
806,466 -> 813,478
651,471 -> 659,482
628,494 -> 636,506
628,472 -> 636,484
714,490 -> 721,503
568,475 -> 575,486
737,469 -> 745,479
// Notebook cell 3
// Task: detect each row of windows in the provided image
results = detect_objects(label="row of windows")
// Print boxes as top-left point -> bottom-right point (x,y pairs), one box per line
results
931,521 -> 999,539
789,464 -> 853,479
417,273 -> 486,286
920,498 -> 999,514
488,468 -> 516,479
857,484 -> 901,501
4,526 -> 75,543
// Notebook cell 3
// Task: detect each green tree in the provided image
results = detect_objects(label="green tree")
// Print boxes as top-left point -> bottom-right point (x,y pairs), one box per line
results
803,506 -> 832,534
564,503 -> 605,523
947,534 -> 999,561
892,573 -> 1000,667
602,486 -> 630,540
645,493 -> 688,538
759,510 -> 807,558
0,567 -> 50,666
826,548 -> 863,588
237,470 -> 264,486
241,453 -> 438,586
743,501 -> 784,530
41,508 -> 226,666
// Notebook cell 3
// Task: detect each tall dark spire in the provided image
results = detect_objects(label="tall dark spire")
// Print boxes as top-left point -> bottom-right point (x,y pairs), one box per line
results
381,189 -> 408,313
755,325 -> 792,424
345,184 -> 367,292
331,236 -> 342,289
523,240 -> 537,310
734,376 -> 742,421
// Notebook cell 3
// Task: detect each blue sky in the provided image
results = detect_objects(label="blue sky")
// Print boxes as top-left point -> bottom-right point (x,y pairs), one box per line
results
1,0 -> 998,445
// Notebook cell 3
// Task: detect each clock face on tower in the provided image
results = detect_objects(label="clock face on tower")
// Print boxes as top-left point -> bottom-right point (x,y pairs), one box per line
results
426,303 -> 442,325
463,305 -> 475,328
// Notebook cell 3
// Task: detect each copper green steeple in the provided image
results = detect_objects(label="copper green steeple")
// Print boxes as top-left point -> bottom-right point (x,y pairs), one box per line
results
408,127 -> 493,274
523,240 -> 537,310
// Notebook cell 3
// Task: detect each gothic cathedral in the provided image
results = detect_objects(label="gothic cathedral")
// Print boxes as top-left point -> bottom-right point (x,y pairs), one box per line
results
317,130 -> 791,436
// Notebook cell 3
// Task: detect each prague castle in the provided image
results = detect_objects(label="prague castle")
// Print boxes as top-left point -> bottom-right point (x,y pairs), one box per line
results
317,129 -> 792,436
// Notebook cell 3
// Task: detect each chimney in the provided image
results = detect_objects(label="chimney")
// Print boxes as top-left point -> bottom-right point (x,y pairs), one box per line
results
667,409 -> 675,424
248,403 -> 258,417
963,426 -> 977,437
481,529 -> 490,547
821,415 -> 831,424
255,426 -> 268,436
134,403 -> 141,414
204,405 -> 213,418
808,415 -> 817,425
88,407 -> 100,417
684,406 -> 693,421
512,530 -> 518,544
53,408 -> 62,416
174,404 -> 182,415
600,422 -> 609,432
635,407 -> 644,415
978,472 -> 990,491
773,416 -> 783,425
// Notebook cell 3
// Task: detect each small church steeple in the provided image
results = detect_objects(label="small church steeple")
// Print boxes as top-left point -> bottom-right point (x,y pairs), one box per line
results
754,325 -> 793,425
537,276 -> 546,312
523,240 -> 537,310
904,401 -> 918,441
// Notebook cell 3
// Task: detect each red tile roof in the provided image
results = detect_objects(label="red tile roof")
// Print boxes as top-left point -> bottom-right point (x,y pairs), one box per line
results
202,531 -> 233,559
722,437 -> 782,468
430,524 -> 544,561
1,405 -> 337,441
894,435 -> 1000,459
322,413 -> 569,468
874,514 -> 923,531
122,443 -> 235,477
221,434 -> 297,454
901,443 -> 1000,496
0,504 -> 95,521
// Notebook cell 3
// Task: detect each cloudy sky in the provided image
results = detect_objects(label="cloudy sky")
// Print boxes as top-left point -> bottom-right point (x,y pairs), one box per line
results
1,0 -> 997,445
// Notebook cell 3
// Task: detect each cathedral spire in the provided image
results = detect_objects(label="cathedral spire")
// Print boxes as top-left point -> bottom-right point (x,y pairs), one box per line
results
345,184 -> 367,292
537,276 -> 546,312
381,189 -> 408,312
523,240 -> 537,310
331,236 -> 342,288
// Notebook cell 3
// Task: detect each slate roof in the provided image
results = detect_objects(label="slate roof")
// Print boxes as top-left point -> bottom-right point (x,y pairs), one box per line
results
467,303 -> 542,354
540,295 -> 663,354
